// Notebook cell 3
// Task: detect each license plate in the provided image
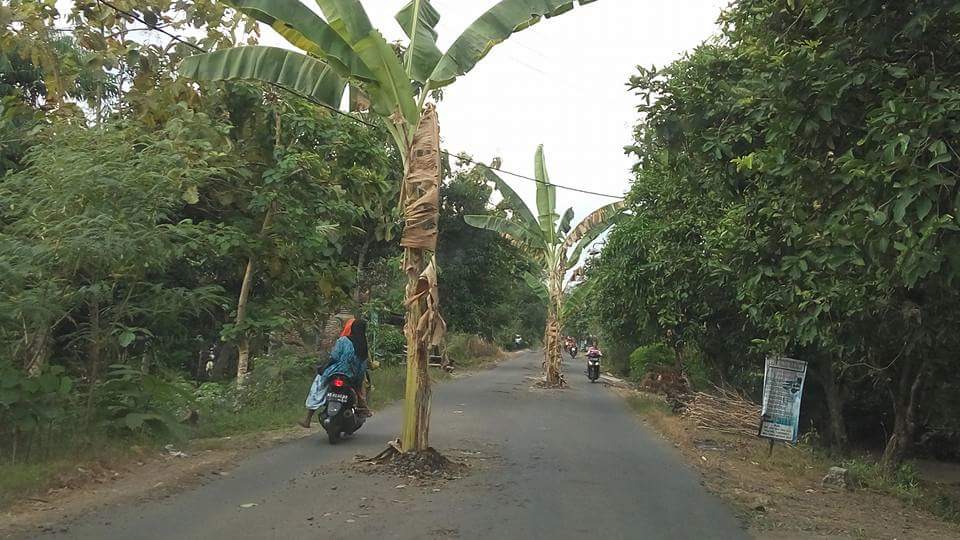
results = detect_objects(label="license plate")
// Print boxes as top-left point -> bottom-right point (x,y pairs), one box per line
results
327,393 -> 349,402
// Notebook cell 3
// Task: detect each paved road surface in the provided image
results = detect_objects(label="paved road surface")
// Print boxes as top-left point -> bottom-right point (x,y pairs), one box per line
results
33,351 -> 746,540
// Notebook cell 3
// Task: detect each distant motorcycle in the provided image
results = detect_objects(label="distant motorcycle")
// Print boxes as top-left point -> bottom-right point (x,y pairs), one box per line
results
568,344 -> 578,359
586,347 -> 602,382
320,373 -> 367,444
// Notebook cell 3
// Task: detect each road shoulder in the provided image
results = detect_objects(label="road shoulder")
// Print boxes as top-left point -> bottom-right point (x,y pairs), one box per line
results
614,387 -> 960,539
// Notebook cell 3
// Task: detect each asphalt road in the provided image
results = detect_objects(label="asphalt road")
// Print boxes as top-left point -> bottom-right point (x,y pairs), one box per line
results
33,351 -> 746,540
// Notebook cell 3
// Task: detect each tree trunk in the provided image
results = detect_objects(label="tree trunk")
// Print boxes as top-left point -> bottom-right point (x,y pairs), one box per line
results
400,248 -> 431,451
817,357 -> 848,452
544,310 -> 563,386
235,205 -> 275,385
354,236 -> 372,305
23,325 -> 52,376
544,266 -> 565,387
397,105 -> 443,453
880,356 -> 925,475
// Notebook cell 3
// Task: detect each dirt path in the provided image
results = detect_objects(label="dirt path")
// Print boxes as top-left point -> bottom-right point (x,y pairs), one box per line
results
13,352 -> 745,540
615,389 -> 960,539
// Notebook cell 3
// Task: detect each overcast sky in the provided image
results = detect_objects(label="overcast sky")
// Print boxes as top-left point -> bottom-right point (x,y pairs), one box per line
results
56,0 -> 726,223
257,0 -> 727,221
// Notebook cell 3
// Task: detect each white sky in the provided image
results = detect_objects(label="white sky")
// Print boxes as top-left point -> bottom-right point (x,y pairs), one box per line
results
258,0 -> 727,221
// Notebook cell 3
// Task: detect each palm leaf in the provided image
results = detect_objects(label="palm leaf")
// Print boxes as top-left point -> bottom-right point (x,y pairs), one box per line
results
314,0 -> 419,126
396,0 -> 443,83
478,165 -> 539,233
179,46 -> 346,107
534,145 -> 558,246
429,0 -> 600,87
464,214 -> 545,250
227,0 -> 373,81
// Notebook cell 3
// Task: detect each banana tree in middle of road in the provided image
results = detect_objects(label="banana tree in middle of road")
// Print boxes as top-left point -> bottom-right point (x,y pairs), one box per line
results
179,0 -> 601,451
465,145 -> 624,387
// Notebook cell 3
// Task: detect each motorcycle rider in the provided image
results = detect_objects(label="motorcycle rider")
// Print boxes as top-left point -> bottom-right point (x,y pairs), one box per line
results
586,344 -> 603,368
299,318 -> 370,428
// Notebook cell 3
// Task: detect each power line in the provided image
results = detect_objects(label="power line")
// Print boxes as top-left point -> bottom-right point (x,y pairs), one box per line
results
93,0 -> 625,200
446,153 -> 624,199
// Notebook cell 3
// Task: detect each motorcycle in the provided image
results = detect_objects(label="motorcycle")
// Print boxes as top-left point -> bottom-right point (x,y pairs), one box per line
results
568,344 -> 578,359
586,349 -> 602,382
320,373 -> 367,444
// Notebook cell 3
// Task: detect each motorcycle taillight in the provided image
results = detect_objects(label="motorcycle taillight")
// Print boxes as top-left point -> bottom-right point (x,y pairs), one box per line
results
332,378 -> 345,388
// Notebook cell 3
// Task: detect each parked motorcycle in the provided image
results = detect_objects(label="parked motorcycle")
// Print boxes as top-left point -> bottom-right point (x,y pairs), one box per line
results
586,348 -> 602,382
320,373 -> 367,444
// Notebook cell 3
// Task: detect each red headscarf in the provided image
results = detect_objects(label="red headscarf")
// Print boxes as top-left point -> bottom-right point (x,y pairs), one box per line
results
340,318 -> 355,337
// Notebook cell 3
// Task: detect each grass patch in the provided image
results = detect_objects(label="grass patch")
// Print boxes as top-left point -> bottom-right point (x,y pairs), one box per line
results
844,458 -> 923,501
0,437 -> 146,508
0,462 -> 69,507
841,457 -> 960,525
625,393 -> 672,416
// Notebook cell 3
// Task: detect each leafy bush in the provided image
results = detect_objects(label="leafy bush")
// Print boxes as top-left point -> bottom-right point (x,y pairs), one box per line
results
446,333 -> 501,367
629,343 -> 675,382
375,324 -> 406,365
195,382 -> 232,411
0,362 -> 75,461
95,365 -> 194,437
234,353 -> 314,409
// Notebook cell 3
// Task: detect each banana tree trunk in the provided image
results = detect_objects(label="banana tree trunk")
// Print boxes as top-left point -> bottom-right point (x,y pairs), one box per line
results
544,265 -> 565,387
544,309 -> 563,386
401,248 -> 431,451
398,105 -> 444,453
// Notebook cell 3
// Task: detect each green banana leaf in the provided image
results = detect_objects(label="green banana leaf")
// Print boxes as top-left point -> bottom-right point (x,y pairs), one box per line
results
464,214 -> 546,250
522,270 -> 549,303
534,145 -> 558,247
179,46 -> 346,107
227,0 -> 373,81
557,207 -> 574,236
564,202 -> 625,269
429,0 -> 600,87
396,0 -> 443,83
314,0 -> 419,126
561,280 -> 592,321
478,165 -> 540,233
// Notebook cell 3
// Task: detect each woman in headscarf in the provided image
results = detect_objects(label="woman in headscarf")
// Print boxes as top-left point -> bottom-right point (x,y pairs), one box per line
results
299,318 -> 369,428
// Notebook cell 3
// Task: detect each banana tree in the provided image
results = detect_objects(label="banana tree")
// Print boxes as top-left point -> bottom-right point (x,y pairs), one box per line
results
178,0 -> 600,451
465,145 -> 623,386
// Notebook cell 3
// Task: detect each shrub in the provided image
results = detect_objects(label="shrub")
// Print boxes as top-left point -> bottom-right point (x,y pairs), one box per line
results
375,324 -> 406,365
95,365 -> 194,437
446,333 -> 501,366
234,353 -> 314,408
629,343 -> 676,382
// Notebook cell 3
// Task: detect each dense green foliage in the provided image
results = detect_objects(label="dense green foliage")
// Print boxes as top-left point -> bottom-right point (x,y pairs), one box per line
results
628,343 -> 674,383
0,1 -> 405,465
589,0 -> 960,470
439,158 -> 546,346
0,0 -> 534,475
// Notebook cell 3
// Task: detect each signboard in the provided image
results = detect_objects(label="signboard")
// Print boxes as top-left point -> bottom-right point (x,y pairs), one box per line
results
759,356 -> 808,443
